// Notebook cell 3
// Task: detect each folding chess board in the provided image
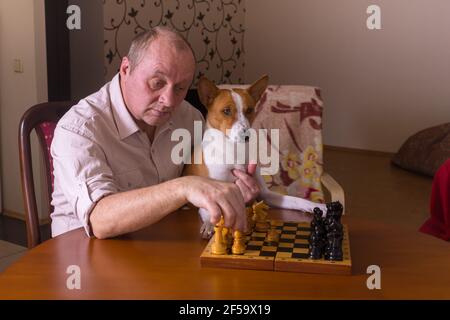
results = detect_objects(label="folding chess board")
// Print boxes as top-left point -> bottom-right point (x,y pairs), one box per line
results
200,220 -> 352,275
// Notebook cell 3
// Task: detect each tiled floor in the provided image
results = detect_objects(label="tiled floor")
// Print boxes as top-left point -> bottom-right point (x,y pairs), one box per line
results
0,240 -> 27,273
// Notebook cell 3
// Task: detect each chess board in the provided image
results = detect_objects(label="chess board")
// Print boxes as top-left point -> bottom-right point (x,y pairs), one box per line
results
200,220 -> 352,275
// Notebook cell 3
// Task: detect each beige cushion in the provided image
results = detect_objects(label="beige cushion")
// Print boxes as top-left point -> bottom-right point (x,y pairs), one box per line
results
392,123 -> 450,177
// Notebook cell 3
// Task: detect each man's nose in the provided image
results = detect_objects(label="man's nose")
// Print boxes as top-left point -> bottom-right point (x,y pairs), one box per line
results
159,86 -> 176,107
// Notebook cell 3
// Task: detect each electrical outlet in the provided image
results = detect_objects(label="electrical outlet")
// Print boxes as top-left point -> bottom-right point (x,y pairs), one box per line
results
14,59 -> 23,73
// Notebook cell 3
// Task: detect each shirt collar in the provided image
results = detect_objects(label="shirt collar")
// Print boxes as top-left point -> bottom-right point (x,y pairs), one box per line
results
109,73 -> 140,140
109,73 -> 174,141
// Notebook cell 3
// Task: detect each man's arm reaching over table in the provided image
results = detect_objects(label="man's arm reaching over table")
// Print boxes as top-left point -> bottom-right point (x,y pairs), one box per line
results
90,175 -> 249,239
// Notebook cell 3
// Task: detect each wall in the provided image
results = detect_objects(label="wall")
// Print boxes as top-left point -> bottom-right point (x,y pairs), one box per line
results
245,0 -> 450,152
69,0 -> 105,100
0,0 -> 48,218
103,0 -> 245,84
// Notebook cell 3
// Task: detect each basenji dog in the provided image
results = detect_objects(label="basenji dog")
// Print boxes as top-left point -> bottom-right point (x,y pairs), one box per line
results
184,75 -> 327,238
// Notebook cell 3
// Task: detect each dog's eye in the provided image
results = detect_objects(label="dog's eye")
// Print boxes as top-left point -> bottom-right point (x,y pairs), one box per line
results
222,108 -> 232,116
246,108 -> 254,115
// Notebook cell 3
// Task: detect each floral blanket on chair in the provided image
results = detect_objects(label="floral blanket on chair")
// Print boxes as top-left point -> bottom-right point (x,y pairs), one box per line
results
220,84 -> 325,203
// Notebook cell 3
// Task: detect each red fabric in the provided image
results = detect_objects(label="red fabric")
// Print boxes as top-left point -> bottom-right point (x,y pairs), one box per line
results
419,158 -> 450,241
39,122 -> 57,192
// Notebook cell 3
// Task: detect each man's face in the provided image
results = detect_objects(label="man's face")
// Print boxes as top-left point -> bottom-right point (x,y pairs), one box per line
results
120,38 -> 196,127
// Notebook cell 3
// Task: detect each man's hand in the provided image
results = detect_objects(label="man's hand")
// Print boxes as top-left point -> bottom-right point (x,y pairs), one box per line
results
181,176 -> 247,231
232,163 -> 261,205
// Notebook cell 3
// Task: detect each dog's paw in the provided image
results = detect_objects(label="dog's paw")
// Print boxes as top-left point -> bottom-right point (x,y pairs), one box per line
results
314,203 -> 328,216
200,221 -> 215,239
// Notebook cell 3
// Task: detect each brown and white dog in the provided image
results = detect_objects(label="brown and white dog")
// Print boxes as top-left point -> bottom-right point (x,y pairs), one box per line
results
185,75 -> 327,238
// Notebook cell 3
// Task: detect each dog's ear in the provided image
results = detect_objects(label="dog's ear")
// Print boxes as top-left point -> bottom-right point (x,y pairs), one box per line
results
197,77 -> 219,108
247,75 -> 269,103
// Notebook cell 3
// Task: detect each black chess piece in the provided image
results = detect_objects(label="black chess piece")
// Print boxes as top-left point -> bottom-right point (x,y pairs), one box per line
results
324,224 -> 344,261
323,204 -> 333,233
311,207 -> 324,229
308,207 -> 326,259
324,201 -> 344,261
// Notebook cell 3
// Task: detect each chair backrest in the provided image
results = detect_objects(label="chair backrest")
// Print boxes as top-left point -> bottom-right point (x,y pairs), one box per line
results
186,88 -> 207,118
19,101 -> 74,248
218,84 -> 325,203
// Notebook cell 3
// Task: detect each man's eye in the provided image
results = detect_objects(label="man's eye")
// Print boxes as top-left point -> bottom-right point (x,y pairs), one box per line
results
150,80 -> 165,89
222,108 -> 232,116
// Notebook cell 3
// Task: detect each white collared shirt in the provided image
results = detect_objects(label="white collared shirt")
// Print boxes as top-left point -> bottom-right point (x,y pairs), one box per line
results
50,74 -> 204,237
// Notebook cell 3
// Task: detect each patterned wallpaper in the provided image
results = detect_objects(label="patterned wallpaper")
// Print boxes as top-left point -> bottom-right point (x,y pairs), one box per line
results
103,0 -> 245,85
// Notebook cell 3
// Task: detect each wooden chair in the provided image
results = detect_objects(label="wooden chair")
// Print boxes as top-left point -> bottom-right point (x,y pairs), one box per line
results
19,101 -> 74,248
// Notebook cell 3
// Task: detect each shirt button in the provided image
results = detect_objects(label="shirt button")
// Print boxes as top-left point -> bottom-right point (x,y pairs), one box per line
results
151,149 -> 155,154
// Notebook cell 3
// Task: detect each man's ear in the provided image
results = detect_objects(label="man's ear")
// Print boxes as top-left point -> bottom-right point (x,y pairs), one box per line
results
247,75 -> 269,103
197,77 -> 219,108
120,56 -> 131,77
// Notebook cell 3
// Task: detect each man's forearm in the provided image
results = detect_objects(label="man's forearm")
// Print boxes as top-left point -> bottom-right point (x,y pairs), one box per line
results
90,177 -> 188,239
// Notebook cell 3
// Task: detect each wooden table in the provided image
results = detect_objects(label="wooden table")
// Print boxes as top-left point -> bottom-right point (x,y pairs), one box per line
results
0,208 -> 449,299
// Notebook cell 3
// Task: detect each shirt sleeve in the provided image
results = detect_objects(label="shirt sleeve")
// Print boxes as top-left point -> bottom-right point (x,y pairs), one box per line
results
51,123 -> 119,237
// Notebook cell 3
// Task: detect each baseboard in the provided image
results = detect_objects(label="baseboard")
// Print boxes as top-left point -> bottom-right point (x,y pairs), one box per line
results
324,145 -> 394,157
2,209 -> 51,225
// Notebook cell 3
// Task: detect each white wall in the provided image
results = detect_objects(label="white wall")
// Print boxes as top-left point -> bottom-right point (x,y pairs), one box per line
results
0,0 -> 48,217
245,0 -> 450,152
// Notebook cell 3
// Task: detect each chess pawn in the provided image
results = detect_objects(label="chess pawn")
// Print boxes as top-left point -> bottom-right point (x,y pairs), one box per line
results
324,225 -> 344,261
308,246 -> 322,260
311,207 -> 324,228
211,218 -> 227,255
313,208 -> 326,243
324,241 -> 343,261
245,206 -> 254,235
324,209 -> 333,233
232,230 -> 246,255
308,232 -> 323,259
266,221 -> 280,243
222,226 -> 233,248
